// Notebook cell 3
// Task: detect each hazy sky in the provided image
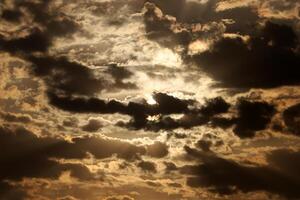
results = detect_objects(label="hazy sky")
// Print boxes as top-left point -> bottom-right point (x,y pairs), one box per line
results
0,0 -> 300,199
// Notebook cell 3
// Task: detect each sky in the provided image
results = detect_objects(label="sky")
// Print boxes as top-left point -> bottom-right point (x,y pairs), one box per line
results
0,0 -> 300,199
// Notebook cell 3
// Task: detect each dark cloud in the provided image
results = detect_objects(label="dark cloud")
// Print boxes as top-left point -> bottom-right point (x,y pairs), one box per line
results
137,161 -> 157,172
1,112 -> 31,123
146,142 -> 169,158
210,116 -> 236,129
143,2 -> 192,48
0,29 -> 52,53
200,97 -> 230,117
146,0 -> 186,21
48,92 -> 195,116
196,140 -> 212,152
105,64 -> 138,90
147,0 -> 258,25
144,0 -> 259,48
29,56 -> 103,96
0,124 -> 171,162
0,0 -> 79,54
71,136 -> 145,160
153,92 -> 192,114
143,2 -> 300,89
1,0 -> 300,199
193,21 -> 300,88
48,93 -> 123,114
233,99 -> 276,138
46,17 -> 79,38
81,119 -> 102,132
216,6 -> 259,35
146,0 -> 228,24
126,114 -> 208,131
121,96 -> 230,131
265,0 -> 300,12
0,1 -> 103,99
202,99 -> 275,138
182,146 -> 300,198
49,93 -> 277,138
0,5 -> 138,97
1,9 -> 22,22
283,103 -> 300,135
49,92 -> 198,131
0,126 -> 94,182
0,182 -> 28,200
1,38 -> 137,97
18,0 -> 79,38
63,118 -> 79,128
0,125 -> 150,185
164,162 -> 178,172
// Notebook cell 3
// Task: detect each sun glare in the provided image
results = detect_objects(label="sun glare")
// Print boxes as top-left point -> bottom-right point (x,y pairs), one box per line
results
146,94 -> 157,105
188,40 -> 210,55
152,48 -> 182,68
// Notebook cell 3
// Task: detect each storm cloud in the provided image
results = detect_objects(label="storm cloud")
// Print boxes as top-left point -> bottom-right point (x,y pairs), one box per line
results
182,146 -> 300,198
1,0 -> 300,199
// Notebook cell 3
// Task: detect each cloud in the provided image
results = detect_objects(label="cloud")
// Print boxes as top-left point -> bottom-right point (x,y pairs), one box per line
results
143,0 -> 259,49
210,116 -> 236,129
0,182 -> 28,200
283,103 -> 300,135
182,146 -> 300,198
261,0 -> 300,14
1,1 -> 300,199
15,0 -> 79,37
0,29 -> 52,53
0,0 -> 79,53
58,196 -> 80,200
153,92 -> 192,114
0,124 -> 169,166
0,126 -> 94,182
81,119 -> 102,132
63,118 -> 79,128
0,1 -> 109,100
137,161 -> 157,172
48,92 -> 195,117
119,97 -> 275,136
0,125 -> 160,186
199,98 -> 275,138
48,93 -> 125,114
143,2 -> 192,48
200,96 -> 230,116
0,28 -> 138,97
164,162 -> 178,172
1,9 -> 22,23
119,96 -> 230,131
196,140 -> 212,152
143,2 -> 300,90
122,113 -> 208,131
28,56 -> 103,96
71,136 -> 146,160
192,21 -> 300,88
105,64 -> 138,91
0,112 -> 31,123
146,142 -> 169,158
104,195 -> 134,200
233,99 -> 276,138
89,0 -> 143,16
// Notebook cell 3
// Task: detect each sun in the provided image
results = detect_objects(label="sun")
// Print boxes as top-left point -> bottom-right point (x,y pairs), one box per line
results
145,94 -> 157,105
152,48 -> 182,68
